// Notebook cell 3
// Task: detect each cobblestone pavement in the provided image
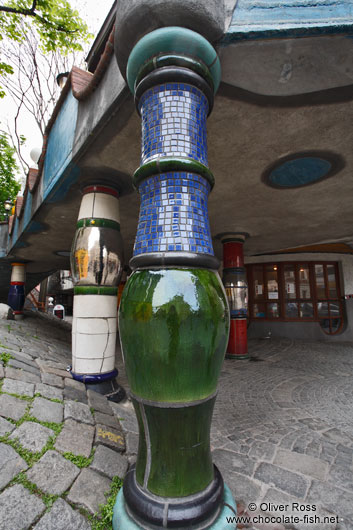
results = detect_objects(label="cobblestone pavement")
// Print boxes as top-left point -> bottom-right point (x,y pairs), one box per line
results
1,313 -> 353,529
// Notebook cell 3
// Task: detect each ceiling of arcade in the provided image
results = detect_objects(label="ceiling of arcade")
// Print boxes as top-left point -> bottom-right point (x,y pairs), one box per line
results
77,83 -> 353,263
8,36 -> 353,274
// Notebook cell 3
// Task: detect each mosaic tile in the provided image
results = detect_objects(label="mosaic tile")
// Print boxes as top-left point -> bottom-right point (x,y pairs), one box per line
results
139,84 -> 209,166
133,172 -> 214,257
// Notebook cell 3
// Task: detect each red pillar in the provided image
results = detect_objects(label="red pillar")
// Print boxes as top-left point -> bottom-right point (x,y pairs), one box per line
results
221,235 -> 249,359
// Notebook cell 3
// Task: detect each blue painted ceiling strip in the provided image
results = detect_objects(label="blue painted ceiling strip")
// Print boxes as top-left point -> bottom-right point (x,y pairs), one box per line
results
222,0 -> 353,44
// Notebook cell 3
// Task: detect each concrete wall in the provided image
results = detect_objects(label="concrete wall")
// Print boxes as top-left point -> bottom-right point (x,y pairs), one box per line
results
244,252 -> 353,342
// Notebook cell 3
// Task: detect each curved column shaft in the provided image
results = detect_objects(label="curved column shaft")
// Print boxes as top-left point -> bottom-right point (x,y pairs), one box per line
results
115,26 -> 236,530
70,185 -> 123,383
8,263 -> 26,320
222,235 -> 249,359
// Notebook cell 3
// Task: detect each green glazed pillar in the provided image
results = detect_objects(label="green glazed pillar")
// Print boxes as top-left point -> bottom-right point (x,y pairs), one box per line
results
114,27 -> 237,529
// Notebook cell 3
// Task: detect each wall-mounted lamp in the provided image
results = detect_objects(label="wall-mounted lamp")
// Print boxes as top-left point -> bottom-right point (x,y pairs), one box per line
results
56,72 -> 69,89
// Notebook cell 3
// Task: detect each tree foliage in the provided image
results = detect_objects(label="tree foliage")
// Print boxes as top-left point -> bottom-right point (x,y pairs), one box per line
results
0,130 -> 21,221
0,0 -> 91,96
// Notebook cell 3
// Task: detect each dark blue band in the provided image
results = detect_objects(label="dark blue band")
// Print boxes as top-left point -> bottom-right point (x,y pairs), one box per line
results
71,368 -> 118,384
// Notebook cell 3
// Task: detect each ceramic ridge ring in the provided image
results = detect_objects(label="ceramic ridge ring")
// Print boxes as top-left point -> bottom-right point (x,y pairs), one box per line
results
134,53 -> 214,93
126,26 -> 221,94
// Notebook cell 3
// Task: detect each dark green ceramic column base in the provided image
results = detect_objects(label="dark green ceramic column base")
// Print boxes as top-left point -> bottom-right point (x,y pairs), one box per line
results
113,482 -> 237,529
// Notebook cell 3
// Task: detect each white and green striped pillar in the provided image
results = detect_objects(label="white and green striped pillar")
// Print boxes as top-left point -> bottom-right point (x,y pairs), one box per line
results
70,185 -> 124,388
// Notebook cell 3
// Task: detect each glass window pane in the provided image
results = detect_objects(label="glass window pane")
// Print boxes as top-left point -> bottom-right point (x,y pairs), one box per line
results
268,303 -> 279,318
331,319 -> 341,333
315,264 -> 326,298
327,265 -> 338,298
266,265 -> 278,300
285,302 -> 298,318
300,303 -> 313,318
317,302 -> 329,317
284,265 -> 296,299
253,266 -> 264,300
299,265 -> 311,299
329,302 -> 341,317
253,303 -> 266,318
319,318 -> 330,333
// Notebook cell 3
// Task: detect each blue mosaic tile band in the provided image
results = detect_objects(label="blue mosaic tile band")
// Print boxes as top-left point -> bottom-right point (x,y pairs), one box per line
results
139,84 -> 209,166
133,172 -> 214,256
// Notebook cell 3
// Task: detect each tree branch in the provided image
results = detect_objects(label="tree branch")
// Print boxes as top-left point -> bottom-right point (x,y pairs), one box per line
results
0,3 -> 77,34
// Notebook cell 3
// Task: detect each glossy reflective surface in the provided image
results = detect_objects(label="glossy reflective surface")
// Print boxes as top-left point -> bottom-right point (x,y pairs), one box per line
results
119,268 -> 229,402
71,226 -> 123,286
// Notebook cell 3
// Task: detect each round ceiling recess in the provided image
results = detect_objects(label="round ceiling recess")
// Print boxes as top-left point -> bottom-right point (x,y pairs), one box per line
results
263,151 -> 344,189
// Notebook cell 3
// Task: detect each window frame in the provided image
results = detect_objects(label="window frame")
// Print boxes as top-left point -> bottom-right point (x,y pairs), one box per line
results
247,261 -> 343,334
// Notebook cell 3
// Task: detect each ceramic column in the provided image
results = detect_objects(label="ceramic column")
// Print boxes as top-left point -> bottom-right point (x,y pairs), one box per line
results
70,185 -> 124,393
8,263 -> 26,320
222,234 -> 249,360
114,27 -> 237,529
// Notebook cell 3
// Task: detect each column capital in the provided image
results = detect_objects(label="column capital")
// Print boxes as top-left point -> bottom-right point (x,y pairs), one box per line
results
114,0 -> 228,80
218,232 -> 249,244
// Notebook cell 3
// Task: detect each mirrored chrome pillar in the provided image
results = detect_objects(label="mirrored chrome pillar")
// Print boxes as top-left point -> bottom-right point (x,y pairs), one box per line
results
221,234 -> 249,360
70,185 -> 124,390
113,26 -> 237,530
8,262 -> 26,320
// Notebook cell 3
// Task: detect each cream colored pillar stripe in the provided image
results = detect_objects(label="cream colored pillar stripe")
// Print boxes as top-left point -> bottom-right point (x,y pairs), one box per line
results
11,263 -> 26,283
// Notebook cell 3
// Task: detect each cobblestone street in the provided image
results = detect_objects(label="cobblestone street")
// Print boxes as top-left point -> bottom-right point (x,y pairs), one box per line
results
1,313 -> 353,529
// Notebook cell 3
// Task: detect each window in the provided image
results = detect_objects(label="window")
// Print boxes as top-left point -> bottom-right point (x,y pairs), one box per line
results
247,262 -> 343,335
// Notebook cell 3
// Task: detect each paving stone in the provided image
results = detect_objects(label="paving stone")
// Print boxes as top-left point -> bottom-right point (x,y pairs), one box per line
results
110,401 -> 139,433
26,450 -> 80,495
33,497 -> 91,530
0,393 -> 27,421
212,449 -> 256,477
222,470 -> 262,505
95,423 -> 125,452
30,396 -> 63,423
67,468 -> 112,514
93,411 -> 121,429
64,400 -> 94,424
55,419 -> 95,457
0,443 -> 28,489
126,432 -> 139,455
36,359 -> 71,378
260,487 -> 337,529
4,366 -> 40,384
10,350 -> 36,363
87,389 -> 113,415
9,421 -> 54,452
0,484 -> 45,530
41,372 -> 64,388
248,441 -> 276,462
0,416 -> 15,435
254,462 -> 309,499
10,350 -> 35,361
37,359 -> 68,370
8,358 -> 40,375
274,449 -> 329,481
65,378 -> 86,391
2,378 -> 35,397
64,385 -> 88,404
91,444 -> 128,479
328,463 -> 353,492
35,382 -> 63,401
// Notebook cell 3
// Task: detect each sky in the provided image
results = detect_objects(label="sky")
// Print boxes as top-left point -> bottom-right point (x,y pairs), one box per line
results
0,0 -> 115,186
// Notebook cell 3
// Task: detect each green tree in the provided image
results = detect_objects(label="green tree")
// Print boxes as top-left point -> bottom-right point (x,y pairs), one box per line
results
0,0 -> 91,97
0,130 -> 21,221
